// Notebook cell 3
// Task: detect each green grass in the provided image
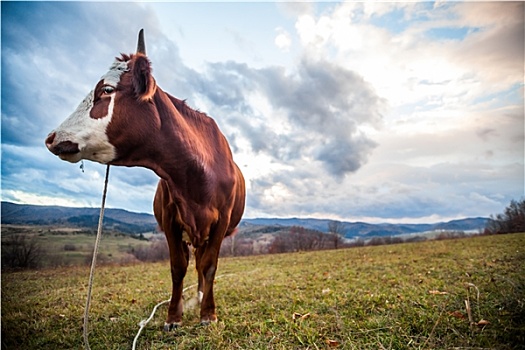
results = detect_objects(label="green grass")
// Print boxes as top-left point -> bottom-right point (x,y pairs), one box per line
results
1,225 -> 152,267
2,233 -> 524,349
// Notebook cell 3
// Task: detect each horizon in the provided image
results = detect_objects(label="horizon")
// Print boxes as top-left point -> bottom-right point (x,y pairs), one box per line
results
2,2 -> 523,224
1,200 -> 491,226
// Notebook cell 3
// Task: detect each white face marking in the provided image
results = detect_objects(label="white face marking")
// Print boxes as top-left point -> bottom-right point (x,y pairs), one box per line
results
50,61 -> 129,164
103,61 -> 129,86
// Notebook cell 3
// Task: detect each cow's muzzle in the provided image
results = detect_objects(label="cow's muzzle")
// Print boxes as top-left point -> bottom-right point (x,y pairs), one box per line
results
45,132 -> 80,157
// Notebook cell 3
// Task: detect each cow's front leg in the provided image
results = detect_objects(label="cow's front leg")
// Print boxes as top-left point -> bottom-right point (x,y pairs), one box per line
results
195,243 -> 218,325
196,252 -> 205,305
164,232 -> 189,331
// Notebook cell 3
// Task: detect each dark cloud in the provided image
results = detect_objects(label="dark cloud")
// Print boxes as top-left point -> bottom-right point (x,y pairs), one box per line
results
476,127 -> 498,141
1,2 -> 161,57
195,58 -> 385,177
314,137 -> 377,175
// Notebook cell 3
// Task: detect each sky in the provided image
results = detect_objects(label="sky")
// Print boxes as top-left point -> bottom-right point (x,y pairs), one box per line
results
1,1 -> 524,224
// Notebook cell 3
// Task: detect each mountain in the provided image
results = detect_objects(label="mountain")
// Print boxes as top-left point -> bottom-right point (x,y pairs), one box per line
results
240,218 -> 335,232
240,217 -> 489,238
1,202 -> 157,234
1,202 -> 489,237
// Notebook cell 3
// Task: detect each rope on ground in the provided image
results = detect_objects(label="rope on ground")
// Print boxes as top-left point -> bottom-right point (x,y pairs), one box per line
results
132,273 -> 238,350
132,298 -> 170,350
131,282 -> 199,350
83,164 -> 111,350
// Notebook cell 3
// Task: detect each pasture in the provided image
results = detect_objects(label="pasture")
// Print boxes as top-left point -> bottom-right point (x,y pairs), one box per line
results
1,225 -> 154,268
2,233 -> 524,349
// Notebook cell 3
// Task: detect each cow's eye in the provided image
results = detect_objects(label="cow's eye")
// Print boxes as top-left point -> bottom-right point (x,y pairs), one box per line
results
102,86 -> 115,94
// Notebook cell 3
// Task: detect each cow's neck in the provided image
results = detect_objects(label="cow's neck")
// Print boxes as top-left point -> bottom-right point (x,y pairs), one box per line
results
125,89 -> 212,202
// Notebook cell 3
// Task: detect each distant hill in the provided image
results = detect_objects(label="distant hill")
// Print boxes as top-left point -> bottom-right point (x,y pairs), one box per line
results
1,202 -> 157,234
239,217 -> 489,238
1,202 -> 489,237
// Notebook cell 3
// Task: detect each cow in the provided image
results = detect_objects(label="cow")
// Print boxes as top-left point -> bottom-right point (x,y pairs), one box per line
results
45,30 -> 246,329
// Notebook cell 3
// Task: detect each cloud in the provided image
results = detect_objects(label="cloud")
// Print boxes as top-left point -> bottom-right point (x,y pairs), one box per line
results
274,27 -> 292,51
432,2 -> 524,94
194,56 -> 385,178
1,143 -> 157,213
236,2 -> 523,220
291,1 -> 524,115
277,2 -> 314,18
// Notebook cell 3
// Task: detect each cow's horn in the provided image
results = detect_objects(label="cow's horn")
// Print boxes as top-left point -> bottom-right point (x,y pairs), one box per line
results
137,29 -> 146,55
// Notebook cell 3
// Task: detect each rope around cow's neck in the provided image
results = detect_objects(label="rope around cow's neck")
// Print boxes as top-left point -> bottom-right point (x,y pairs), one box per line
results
83,164 -> 110,350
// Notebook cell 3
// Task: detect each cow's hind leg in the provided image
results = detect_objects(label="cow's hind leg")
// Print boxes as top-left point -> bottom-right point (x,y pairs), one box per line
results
195,244 -> 219,325
164,229 -> 190,331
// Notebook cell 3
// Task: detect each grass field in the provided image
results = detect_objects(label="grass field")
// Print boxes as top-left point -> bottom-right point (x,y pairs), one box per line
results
2,233 -> 524,349
1,225 -> 153,267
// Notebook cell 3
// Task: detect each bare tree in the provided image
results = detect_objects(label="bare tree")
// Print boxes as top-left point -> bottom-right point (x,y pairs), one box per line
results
328,221 -> 345,249
268,231 -> 293,254
1,235 -> 46,269
220,233 -> 254,257
129,236 -> 170,262
268,226 -> 330,253
220,235 -> 233,257
484,199 -> 525,235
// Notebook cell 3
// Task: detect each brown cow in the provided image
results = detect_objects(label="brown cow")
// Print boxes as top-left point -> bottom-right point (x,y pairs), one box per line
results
45,30 -> 245,329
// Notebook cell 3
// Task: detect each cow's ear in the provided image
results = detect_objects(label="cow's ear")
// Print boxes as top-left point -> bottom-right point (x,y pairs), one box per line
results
132,54 -> 156,102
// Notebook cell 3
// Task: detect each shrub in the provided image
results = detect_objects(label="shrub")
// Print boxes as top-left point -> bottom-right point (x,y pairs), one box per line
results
484,198 -> 525,234
1,235 -> 46,269
63,244 -> 77,251
129,238 -> 170,262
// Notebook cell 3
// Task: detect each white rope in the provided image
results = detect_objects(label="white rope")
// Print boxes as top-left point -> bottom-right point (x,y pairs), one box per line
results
131,282 -> 197,350
132,298 -> 170,350
132,273 -> 237,350
83,164 -> 110,350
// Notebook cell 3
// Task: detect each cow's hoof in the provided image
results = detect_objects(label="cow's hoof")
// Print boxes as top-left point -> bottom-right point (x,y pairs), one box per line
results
163,322 -> 182,331
200,317 -> 218,326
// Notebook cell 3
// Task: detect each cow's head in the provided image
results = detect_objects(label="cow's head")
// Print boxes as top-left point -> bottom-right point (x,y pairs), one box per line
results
45,29 -> 157,165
